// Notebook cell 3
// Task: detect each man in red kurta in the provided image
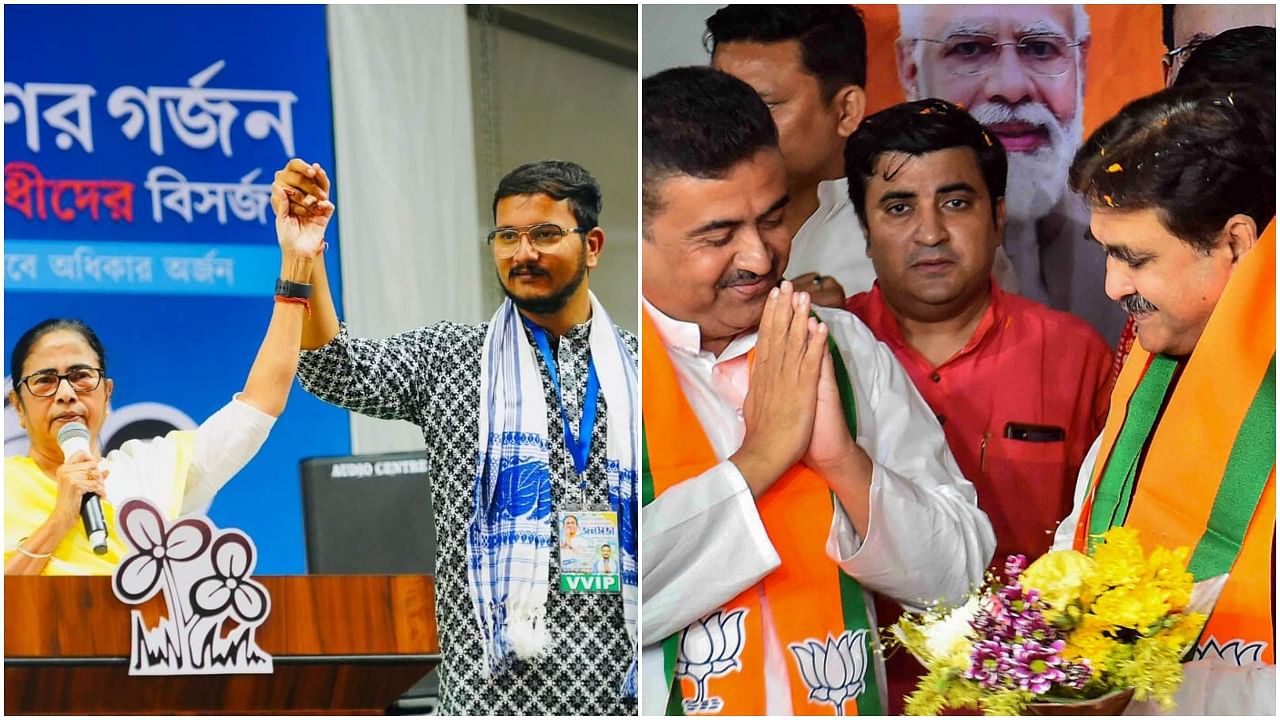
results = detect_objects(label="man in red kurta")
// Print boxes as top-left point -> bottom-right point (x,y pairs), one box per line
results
839,100 -> 1113,712
847,281 -> 1110,564
843,99 -> 1111,566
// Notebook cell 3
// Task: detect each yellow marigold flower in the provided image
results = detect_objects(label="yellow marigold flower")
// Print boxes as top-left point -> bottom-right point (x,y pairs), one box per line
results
1163,611 -> 1208,651
1086,527 -> 1145,593
1093,585 -> 1170,629
1065,615 -> 1120,674
1143,546 -> 1194,610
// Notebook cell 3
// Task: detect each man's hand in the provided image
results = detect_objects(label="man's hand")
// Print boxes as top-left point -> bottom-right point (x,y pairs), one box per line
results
790,272 -> 846,308
272,158 -> 330,216
804,346 -> 860,471
804,339 -> 874,535
271,183 -> 332,260
730,281 -> 828,496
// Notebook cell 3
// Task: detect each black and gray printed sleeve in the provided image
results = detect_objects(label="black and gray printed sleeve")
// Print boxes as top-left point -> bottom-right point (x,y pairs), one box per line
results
296,322 -> 438,422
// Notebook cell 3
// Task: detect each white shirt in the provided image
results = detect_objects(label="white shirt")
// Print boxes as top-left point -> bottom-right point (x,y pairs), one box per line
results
785,178 -> 876,296
640,301 -> 995,715
1054,438 -> 1276,716
102,396 -> 276,516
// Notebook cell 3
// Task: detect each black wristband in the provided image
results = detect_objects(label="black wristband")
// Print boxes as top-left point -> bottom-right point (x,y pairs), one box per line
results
275,278 -> 313,299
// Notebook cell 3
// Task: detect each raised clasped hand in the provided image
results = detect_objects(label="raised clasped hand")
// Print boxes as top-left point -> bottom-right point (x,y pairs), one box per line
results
271,158 -> 333,259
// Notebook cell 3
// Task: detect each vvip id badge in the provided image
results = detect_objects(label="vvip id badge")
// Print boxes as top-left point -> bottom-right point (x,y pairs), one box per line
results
558,510 -> 621,593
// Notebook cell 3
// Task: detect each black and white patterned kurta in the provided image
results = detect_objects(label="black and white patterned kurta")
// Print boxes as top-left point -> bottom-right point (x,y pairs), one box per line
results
297,319 -> 637,716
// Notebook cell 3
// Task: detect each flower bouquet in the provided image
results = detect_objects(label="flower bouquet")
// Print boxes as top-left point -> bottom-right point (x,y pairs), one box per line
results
888,527 -> 1214,715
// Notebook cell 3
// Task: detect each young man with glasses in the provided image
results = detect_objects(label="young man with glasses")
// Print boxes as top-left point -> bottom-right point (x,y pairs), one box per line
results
276,158 -> 639,716
895,4 -> 1126,347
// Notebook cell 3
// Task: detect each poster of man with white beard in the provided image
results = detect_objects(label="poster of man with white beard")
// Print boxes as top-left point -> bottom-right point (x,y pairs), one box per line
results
893,4 -> 1129,345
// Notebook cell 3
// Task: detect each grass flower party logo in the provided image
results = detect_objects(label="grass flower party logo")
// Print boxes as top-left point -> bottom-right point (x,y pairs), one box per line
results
888,528 -> 1219,715
111,498 -> 273,675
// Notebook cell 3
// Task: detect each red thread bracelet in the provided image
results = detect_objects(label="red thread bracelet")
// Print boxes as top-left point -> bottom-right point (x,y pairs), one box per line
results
275,295 -> 311,315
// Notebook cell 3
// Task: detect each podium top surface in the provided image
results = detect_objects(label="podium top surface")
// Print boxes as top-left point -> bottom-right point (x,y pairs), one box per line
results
5,575 -> 438,659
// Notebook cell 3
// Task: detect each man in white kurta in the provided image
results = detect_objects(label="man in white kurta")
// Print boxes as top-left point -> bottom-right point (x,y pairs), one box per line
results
641,66 -> 995,716
642,301 -> 996,714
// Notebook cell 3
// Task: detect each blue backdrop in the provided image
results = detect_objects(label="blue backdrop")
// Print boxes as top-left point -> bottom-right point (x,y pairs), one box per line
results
4,5 -> 351,573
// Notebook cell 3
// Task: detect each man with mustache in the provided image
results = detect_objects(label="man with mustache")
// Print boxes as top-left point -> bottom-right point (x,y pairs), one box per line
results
277,159 -> 640,715
842,99 -> 1113,712
895,4 -> 1127,346
703,5 -> 873,308
1053,83 -> 1275,714
640,66 -> 994,716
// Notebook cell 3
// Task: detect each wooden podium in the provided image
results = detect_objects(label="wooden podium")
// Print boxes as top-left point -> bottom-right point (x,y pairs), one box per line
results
4,575 -> 439,714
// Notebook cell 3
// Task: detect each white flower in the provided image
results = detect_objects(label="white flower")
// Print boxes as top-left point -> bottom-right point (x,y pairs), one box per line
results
922,596 -> 979,664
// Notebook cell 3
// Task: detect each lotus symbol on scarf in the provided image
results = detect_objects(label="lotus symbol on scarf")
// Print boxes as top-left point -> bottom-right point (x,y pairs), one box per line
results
790,630 -> 870,715
675,608 -> 747,713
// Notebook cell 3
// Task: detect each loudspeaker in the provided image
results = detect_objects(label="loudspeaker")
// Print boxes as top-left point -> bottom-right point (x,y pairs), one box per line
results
300,451 -> 437,575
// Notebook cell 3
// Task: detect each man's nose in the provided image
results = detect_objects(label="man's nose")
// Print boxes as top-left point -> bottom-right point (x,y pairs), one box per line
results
983,43 -> 1037,106
733,228 -> 773,276
1103,255 -> 1135,302
510,233 -> 541,263
915,205 -> 949,247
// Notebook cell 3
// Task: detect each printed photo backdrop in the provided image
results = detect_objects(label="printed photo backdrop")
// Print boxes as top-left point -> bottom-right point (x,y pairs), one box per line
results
4,4 -> 351,573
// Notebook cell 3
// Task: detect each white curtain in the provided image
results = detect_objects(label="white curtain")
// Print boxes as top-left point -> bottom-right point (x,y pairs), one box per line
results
327,5 -> 486,454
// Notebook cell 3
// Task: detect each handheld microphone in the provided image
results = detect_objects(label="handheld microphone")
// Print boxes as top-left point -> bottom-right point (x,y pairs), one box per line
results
57,421 -> 108,555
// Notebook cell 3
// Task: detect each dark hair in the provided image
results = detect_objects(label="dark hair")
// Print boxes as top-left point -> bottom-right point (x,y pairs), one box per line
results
705,5 -> 867,101
845,99 -> 1008,229
493,160 -> 603,232
1175,25 -> 1276,90
1069,83 -> 1275,252
10,318 -> 107,386
642,66 -> 779,229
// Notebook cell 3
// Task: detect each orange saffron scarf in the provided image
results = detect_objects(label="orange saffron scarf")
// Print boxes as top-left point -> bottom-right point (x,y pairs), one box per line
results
1075,220 -> 1275,665
642,310 -> 881,715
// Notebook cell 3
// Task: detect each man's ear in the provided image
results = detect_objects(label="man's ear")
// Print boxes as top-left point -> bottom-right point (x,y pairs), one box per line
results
585,227 -> 605,269
835,85 -> 867,138
1078,34 -> 1092,84
1222,213 -> 1260,264
895,38 -> 921,100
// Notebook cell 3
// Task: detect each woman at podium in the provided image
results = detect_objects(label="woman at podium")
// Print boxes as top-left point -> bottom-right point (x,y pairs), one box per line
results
4,186 -> 333,575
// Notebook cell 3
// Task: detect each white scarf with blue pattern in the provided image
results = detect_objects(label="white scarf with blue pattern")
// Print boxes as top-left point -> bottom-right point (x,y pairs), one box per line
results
468,292 -> 639,697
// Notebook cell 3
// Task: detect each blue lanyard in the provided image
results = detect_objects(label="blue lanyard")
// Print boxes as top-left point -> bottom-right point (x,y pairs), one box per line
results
526,319 -> 600,477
